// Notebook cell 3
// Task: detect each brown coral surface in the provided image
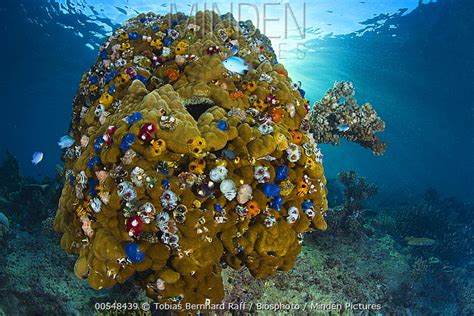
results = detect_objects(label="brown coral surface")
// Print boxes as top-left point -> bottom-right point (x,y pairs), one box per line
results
54,11 -> 328,310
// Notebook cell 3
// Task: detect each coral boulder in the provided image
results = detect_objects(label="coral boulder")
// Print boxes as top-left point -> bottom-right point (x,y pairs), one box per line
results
54,11 -> 328,309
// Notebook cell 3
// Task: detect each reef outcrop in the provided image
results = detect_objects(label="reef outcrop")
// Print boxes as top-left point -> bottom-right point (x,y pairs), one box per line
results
309,81 -> 387,155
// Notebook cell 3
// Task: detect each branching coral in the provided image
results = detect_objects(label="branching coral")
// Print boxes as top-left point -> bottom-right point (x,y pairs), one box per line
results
54,11 -> 331,310
309,81 -> 387,155
0,212 -> 9,242
324,170 -> 378,238
338,170 -> 378,212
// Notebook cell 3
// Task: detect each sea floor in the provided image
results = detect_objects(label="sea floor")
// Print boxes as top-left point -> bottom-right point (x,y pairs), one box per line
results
1,210 -> 471,316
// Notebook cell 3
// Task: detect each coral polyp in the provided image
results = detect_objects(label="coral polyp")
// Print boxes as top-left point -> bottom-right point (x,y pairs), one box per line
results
54,11 -> 329,308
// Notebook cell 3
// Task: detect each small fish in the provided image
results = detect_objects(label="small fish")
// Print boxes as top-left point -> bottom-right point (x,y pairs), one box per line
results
161,3 -> 167,7
336,124 -> 350,132
222,149 -> 236,160
32,152 -> 44,165
222,56 -> 249,75
257,155 -> 277,161
115,6 -> 127,15
298,88 -> 306,98
58,135 -> 75,149
230,45 -> 239,55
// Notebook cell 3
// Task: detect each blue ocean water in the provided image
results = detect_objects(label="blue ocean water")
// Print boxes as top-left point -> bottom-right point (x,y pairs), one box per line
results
1,0 -> 471,202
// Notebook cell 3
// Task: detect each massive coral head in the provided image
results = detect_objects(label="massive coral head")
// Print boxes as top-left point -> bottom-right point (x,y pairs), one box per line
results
54,10 -> 329,310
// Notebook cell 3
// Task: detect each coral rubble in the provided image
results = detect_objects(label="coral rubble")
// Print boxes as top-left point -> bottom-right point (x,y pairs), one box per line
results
54,11 -> 331,308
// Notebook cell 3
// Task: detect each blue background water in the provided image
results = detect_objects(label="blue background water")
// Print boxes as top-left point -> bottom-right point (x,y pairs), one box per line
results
0,0 -> 472,201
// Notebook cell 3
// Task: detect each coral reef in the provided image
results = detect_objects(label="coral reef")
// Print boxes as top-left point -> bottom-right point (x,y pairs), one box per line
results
0,152 -> 61,230
0,157 -> 471,315
378,188 -> 474,266
372,189 -> 474,315
0,227 -> 147,316
222,232 -> 411,315
54,11 -> 331,309
309,82 -> 387,155
0,212 -> 411,316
